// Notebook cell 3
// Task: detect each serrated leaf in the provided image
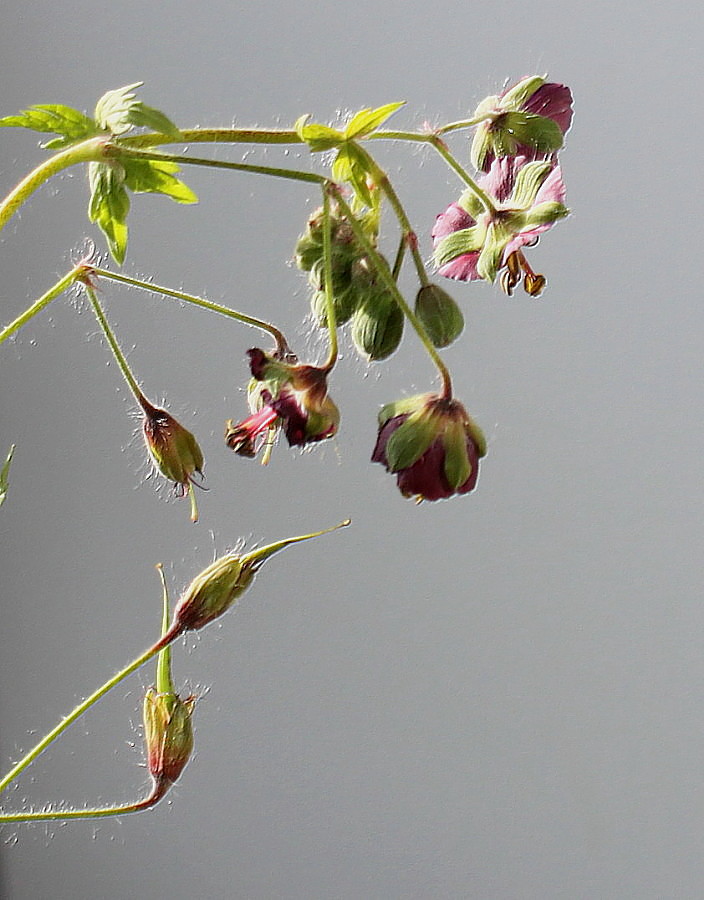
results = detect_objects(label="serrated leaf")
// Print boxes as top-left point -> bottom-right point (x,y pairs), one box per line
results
123,158 -> 197,203
0,444 -> 16,508
88,162 -> 130,263
344,101 -> 405,139
294,115 -> 344,152
95,83 -> 144,134
0,104 -> 98,148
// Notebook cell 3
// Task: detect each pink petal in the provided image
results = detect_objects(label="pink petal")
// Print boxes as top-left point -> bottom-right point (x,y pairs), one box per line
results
431,203 -> 475,241
524,83 -> 574,135
437,252 -> 481,282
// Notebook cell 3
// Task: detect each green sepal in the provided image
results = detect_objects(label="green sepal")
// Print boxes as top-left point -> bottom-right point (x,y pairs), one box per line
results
510,160 -> 553,208
414,285 -> 464,348
122,157 -> 198,203
499,75 -> 545,110
344,101 -> 405,139
433,224 -> 486,269
521,201 -> 569,228
294,115 -> 344,151
384,407 -> 439,472
0,444 -> 16,508
0,103 -> 100,148
475,224 -> 508,283
457,189 -> 486,220
88,162 -> 130,264
377,393 -> 430,425
504,112 -> 564,156
94,83 -> 181,138
442,420 -> 472,490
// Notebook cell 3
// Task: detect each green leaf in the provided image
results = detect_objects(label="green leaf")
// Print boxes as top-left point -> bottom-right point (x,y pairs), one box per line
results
294,115 -> 344,151
344,101 -> 405,139
0,104 -> 99,148
332,143 -> 374,207
123,158 -> 198,203
0,444 -> 15,508
94,83 -> 181,138
88,162 -> 130,263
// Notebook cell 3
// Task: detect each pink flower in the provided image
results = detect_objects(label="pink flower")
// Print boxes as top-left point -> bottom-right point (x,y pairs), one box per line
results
471,76 -> 573,172
432,156 -> 568,295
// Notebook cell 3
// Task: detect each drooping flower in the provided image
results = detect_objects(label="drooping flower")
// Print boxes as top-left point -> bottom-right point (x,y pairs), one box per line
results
372,393 -> 486,502
225,348 -> 339,461
140,397 -> 205,520
471,76 -> 573,172
432,155 -> 568,295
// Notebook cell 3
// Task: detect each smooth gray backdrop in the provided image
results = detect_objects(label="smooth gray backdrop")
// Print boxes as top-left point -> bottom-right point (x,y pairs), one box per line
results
1,1 -> 701,898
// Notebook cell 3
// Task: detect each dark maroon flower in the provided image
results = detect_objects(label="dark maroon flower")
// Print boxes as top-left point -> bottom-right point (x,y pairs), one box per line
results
372,393 -> 486,502
225,349 -> 339,461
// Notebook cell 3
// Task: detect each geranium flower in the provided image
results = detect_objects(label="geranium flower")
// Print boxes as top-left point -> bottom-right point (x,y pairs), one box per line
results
471,76 -> 573,172
372,393 -> 486,502
225,348 -> 339,461
432,155 -> 568,295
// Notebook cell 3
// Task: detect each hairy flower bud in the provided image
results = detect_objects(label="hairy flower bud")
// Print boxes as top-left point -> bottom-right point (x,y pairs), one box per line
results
171,553 -> 256,632
351,288 -> 404,361
143,688 -> 195,793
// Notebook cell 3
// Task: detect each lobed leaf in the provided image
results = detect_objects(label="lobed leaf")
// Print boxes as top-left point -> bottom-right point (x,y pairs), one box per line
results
123,158 -> 197,203
88,162 -> 130,263
0,104 -> 99,148
344,101 -> 405,139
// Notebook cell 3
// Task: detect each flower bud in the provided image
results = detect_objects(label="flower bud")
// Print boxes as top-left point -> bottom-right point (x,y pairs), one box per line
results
140,398 -> 204,488
351,289 -> 404,361
414,284 -> 464,348
171,520 -> 350,633
143,688 -> 195,793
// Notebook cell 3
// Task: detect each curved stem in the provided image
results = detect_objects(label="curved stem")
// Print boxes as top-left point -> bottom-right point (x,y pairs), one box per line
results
0,137 -> 105,237
83,283 -> 145,404
89,267 -> 291,355
352,142 -> 430,287
0,267 -> 82,345
0,782 -> 165,824
0,629 -> 174,797
427,135 -> 496,214
319,190 -> 338,373
332,188 -> 453,398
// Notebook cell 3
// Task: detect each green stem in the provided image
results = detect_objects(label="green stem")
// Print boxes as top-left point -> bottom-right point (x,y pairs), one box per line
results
110,144 -> 324,188
352,142 -> 429,287
332,188 -> 453,398
320,190 -> 338,373
0,137 -> 105,237
0,784 -> 164,824
427,136 -> 496,214
155,564 -> 173,695
121,128 -> 302,149
89,267 -> 291,355
0,267 -> 82,345
83,283 -> 144,404
0,630 -> 173,797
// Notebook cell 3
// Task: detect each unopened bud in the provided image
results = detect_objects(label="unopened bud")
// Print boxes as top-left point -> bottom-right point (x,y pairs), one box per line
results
351,290 -> 404,361
414,284 -> 464,348
143,688 -> 195,793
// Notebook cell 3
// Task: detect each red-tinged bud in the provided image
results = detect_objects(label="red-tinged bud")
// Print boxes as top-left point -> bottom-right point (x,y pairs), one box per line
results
140,396 -> 205,521
372,393 -> 486,502
143,688 -> 195,795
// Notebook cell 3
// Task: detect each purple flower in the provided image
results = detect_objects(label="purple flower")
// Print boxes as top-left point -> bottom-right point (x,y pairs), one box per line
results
372,393 -> 486,502
471,76 -> 573,172
432,155 -> 568,295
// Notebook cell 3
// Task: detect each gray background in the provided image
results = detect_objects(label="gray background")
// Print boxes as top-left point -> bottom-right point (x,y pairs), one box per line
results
0,1 -> 701,898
